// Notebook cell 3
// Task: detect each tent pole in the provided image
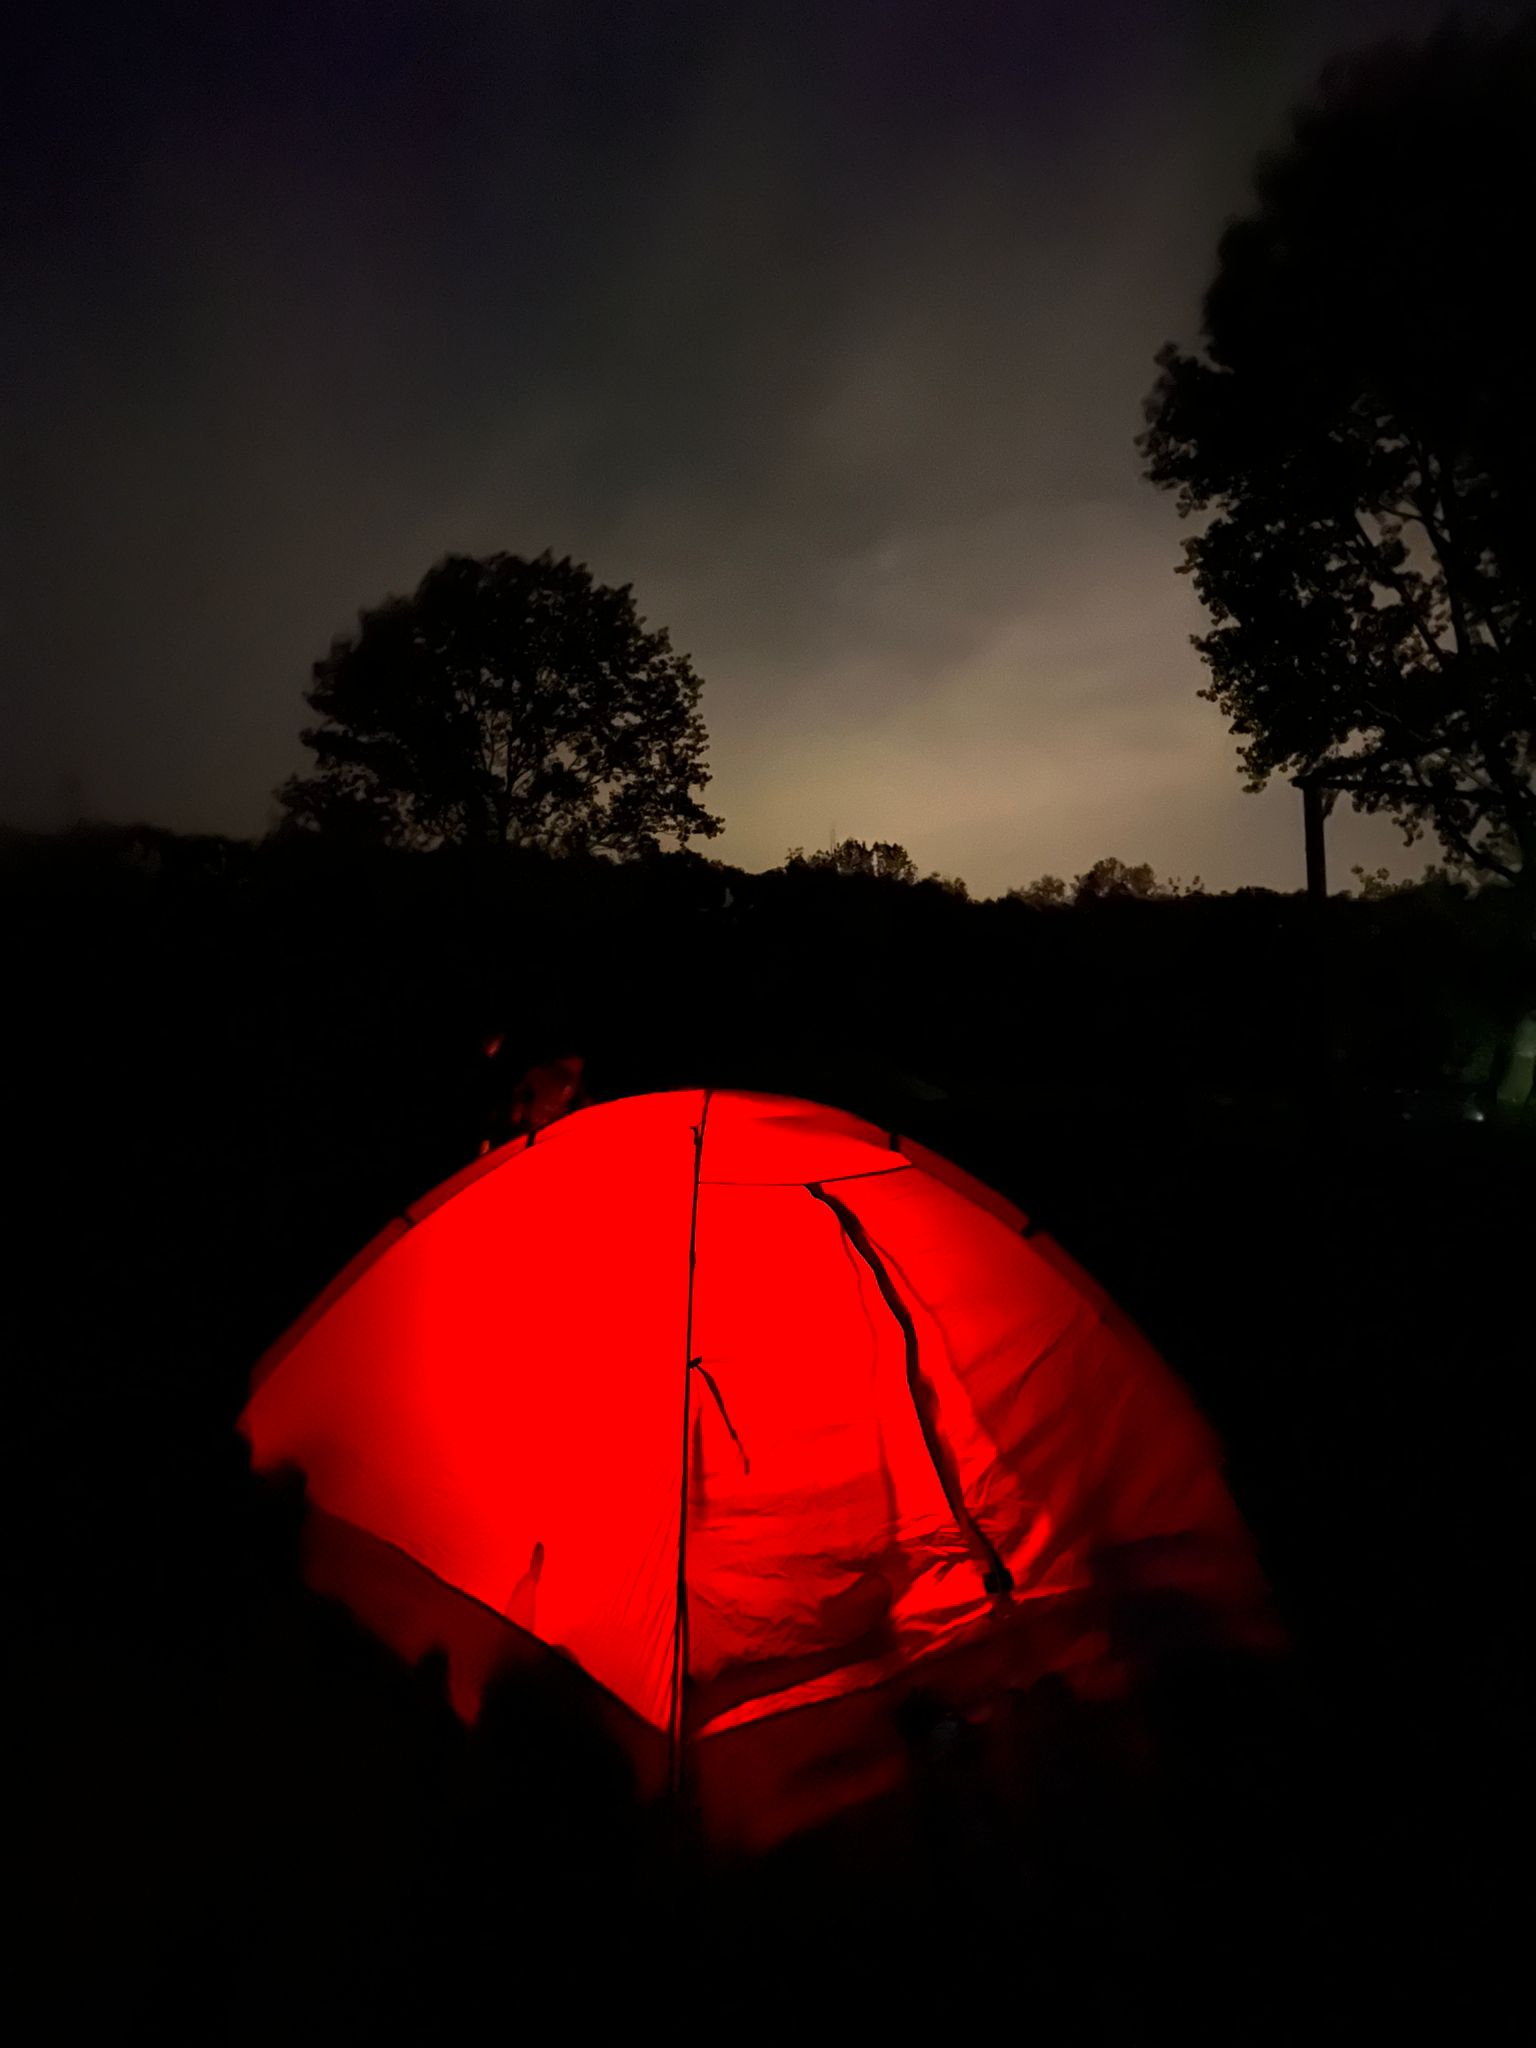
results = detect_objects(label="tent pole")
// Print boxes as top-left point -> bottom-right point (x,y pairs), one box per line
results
668,1088 -> 712,1806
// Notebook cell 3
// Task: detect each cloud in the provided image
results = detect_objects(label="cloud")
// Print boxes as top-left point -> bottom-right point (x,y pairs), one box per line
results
2,0 -> 1456,889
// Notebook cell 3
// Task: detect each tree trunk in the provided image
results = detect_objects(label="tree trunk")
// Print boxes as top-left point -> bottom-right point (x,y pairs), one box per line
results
1495,1009 -> 1536,1108
1492,868 -> 1536,1109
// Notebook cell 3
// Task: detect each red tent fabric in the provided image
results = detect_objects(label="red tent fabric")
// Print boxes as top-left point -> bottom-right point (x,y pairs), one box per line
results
241,1089 -> 1269,1844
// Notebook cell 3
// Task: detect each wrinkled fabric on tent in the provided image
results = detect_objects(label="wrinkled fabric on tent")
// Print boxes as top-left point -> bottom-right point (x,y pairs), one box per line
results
241,1090 -> 1270,1844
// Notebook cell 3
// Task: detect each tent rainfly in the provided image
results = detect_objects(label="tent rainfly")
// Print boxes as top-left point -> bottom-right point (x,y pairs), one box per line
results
241,1090 -> 1270,1845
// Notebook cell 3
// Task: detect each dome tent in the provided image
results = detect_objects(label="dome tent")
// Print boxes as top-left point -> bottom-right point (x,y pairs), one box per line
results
241,1089 -> 1268,1845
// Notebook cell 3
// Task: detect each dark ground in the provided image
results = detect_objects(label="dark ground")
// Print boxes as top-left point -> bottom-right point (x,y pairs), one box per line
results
7,829 -> 1530,2043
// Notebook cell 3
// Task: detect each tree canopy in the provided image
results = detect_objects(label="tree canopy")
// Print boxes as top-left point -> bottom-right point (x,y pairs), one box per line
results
784,838 -> 920,883
278,551 -> 722,857
781,838 -> 970,895
1141,19 -> 1536,902
1008,857 -> 1199,907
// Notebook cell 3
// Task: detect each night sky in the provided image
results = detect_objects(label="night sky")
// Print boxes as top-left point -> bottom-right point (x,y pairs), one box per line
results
4,0 -> 1504,892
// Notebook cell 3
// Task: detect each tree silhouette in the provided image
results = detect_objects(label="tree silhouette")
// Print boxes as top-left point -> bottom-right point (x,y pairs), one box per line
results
1008,859 -> 1197,906
784,838 -> 920,883
1071,856 -> 1185,905
278,552 -> 723,856
1007,873 -> 1070,908
1141,20 -> 1536,905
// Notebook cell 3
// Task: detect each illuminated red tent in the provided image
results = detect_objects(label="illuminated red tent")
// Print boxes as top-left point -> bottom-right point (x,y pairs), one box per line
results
242,1090 -> 1268,1844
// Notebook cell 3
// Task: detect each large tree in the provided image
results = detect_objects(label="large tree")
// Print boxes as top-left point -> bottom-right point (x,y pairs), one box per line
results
278,551 -> 722,856
1141,20 -> 1536,906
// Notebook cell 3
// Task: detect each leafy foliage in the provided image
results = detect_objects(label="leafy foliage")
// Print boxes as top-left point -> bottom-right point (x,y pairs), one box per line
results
1141,20 -> 1536,895
279,552 -> 722,857
784,838 -> 921,883
1008,858 -> 1201,907
1006,873 -> 1069,908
